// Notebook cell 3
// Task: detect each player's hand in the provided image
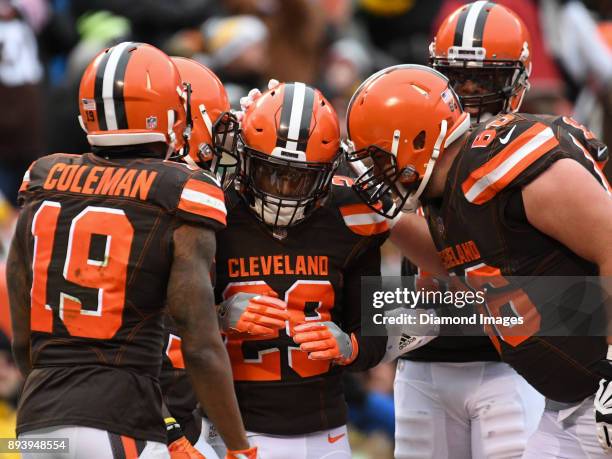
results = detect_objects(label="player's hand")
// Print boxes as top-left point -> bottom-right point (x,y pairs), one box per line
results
235,79 -> 280,122
226,446 -> 258,459
293,321 -> 358,365
168,436 -> 206,459
218,292 -> 289,335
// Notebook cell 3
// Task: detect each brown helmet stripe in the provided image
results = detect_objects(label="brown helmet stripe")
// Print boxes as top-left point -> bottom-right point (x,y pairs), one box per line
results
112,43 -> 138,129
275,82 -> 313,152
297,85 -> 315,152
276,83 -> 294,147
472,2 -> 495,48
94,49 -> 112,130
453,6 -> 469,46
94,42 -> 137,132
453,1 -> 493,48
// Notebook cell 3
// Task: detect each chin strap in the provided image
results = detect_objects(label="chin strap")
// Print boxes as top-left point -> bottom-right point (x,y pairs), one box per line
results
165,109 -> 177,160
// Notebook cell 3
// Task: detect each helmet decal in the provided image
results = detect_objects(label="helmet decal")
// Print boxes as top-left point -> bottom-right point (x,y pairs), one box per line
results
93,42 -> 139,131
275,82 -> 315,154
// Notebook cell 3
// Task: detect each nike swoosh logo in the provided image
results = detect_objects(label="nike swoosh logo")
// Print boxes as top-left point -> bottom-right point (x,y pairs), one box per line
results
328,433 -> 346,443
499,125 -> 517,145
598,146 -> 608,160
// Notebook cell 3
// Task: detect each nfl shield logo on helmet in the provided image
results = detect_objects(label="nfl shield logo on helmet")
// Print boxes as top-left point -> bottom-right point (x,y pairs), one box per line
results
81,98 -> 96,110
146,116 -> 158,130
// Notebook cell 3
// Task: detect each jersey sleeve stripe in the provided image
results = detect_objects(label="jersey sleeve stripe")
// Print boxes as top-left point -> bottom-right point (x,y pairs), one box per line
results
165,334 -> 185,369
343,213 -> 387,226
343,220 -> 389,236
178,180 -> 227,224
183,177 -> 225,201
339,202 -> 383,216
18,165 -> 33,193
462,125 -> 559,204
340,210 -> 389,235
569,133 -> 611,196
463,123 -> 548,190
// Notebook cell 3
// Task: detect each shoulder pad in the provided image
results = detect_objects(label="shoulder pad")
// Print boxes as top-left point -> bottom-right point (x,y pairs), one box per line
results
330,178 -> 389,236
461,117 -> 560,205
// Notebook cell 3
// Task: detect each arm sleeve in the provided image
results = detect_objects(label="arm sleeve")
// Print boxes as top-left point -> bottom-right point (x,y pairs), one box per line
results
342,237 -> 388,371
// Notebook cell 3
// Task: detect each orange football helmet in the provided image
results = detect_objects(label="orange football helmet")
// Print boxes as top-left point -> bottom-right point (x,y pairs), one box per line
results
171,57 -> 239,177
237,82 -> 341,228
430,1 -> 532,122
347,65 -> 470,217
79,42 -> 186,155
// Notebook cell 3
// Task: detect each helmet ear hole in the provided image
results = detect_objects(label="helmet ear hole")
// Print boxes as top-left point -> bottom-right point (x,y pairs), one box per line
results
413,130 -> 426,151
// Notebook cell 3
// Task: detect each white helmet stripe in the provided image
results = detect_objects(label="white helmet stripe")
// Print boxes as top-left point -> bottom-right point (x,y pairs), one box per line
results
101,41 -> 133,131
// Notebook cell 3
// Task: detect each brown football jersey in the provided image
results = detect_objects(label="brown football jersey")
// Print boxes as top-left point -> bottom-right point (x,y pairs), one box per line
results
422,113 -> 610,403
15,152 -> 226,442
214,178 -> 388,435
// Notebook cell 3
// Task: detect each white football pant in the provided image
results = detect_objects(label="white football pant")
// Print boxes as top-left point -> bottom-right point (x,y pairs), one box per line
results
522,396 -> 607,458
394,360 -> 544,459
196,418 -> 351,459
19,425 -> 169,459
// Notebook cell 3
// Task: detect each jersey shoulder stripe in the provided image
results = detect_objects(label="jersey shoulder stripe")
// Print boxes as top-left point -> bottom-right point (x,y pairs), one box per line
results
338,202 -> 389,236
19,162 -> 34,193
330,176 -> 389,236
177,177 -> 227,226
462,122 -> 559,204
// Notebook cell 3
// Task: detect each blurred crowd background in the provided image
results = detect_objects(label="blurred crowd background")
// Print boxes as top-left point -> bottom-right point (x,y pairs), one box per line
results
0,0 -> 610,457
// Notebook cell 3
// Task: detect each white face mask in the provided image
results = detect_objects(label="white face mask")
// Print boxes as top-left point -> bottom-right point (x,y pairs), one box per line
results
251,195 -> 307,227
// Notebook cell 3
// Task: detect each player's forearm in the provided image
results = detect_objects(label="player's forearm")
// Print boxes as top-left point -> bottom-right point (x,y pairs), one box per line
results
181,337 -> 249,450
390,214 -> 446,276
345,334 -> 387,371
6,234 -> 32,377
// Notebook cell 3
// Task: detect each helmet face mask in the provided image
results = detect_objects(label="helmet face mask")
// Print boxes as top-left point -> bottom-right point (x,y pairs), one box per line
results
208,111 -> 240,188
434,59 -> 527,123
348,145 -> 417,218
239,143 -> 340,228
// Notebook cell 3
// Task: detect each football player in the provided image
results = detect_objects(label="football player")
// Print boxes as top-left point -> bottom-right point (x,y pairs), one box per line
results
194,82 -> 389,459
431,1 -> 531,124
160,56 -> 286,459
7,43 -> 255,459
346,64 -> 612,458
390,4 -> 544,458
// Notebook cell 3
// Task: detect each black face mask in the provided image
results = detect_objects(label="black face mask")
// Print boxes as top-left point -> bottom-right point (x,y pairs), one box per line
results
434,60 -> 525,123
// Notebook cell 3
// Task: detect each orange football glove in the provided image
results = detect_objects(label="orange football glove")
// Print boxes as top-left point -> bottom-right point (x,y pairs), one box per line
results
168,436 -> 206,459
293,321 -> 358,365
218,292 -> 289,335
225,446 -> 258,459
